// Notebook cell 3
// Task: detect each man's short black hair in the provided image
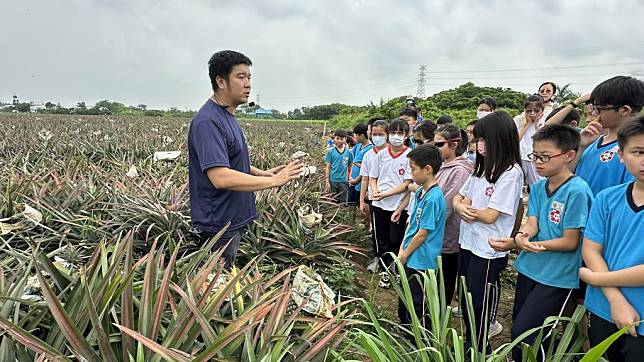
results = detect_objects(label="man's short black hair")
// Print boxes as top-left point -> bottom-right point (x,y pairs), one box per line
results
590,75 -> 644,112
399,108 -> 418,120
532,124 -> 580,153
333,129 -> 348,138
617,114 -> 644,150
408,144 -> 442,175
546,106 -> 580,126
353,123 -> 368,137
437,115 -> 453,125
208,50 -> 252,92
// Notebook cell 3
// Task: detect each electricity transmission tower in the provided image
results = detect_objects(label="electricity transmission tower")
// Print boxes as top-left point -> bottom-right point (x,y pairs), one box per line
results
416,65 -> 427,98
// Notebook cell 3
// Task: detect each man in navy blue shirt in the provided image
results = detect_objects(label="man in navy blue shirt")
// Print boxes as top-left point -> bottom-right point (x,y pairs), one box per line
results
188,50 -> 302,268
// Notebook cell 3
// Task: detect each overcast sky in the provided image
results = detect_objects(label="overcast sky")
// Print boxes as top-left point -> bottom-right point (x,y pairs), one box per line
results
3,0 -> 644,112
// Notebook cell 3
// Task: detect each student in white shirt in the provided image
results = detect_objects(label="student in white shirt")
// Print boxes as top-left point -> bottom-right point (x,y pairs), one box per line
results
369,119 -> 413,288
453,111 -> 524,353
515,94 -> 547,187
359,120 -> 389,273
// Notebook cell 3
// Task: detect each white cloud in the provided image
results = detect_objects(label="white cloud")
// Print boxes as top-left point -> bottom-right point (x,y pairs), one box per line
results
2,0 -> 643,112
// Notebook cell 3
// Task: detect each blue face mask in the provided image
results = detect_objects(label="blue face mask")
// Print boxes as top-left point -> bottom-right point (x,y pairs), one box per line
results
372,135 -> 386,147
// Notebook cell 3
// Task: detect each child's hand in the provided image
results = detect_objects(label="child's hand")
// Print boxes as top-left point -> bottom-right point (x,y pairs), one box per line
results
578,267 -> 596,284
372,190 -> 386,201
580,121 -> 603,147
391,210 -> 401,223
359,202 -> 368,215
408,183 -> 419,192
610,297 -> 641,337
515,233 -> 546,253
488,237 -> 516,252
455,203 -> 477,222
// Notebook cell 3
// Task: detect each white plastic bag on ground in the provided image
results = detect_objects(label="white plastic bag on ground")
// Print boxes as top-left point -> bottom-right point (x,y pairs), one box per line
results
291,265 -> 336,318
0,204 -> 43,235
153,151 -> 181,162
125,165 -> 139,178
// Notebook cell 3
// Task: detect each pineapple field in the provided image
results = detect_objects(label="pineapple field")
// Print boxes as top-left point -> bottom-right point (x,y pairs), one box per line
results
0,113 -> 596,361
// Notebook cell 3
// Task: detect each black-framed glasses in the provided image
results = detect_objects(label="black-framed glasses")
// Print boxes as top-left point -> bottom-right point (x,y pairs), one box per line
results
433,138 -> 461,148
527,152 -> 567,162
591,104 -> 620,115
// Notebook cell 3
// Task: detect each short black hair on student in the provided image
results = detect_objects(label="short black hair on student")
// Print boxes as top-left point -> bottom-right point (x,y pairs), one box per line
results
389,119 -> 410,134
208,50 -> 252,92
546,106 -> 581,125
590,75 -> 644,112
408,144 -> 443,175
437,115 -> 453,125
371,120 -> 389,133
532,124 -> 580,153
333,129 -> 348,138
466,119 -> 478,127
353,123 -> 368,137
477,97 -> 497,110
367,116 -> 383,126
413,121 -> 438,140
524,94 -> 545,110
617,114 -> 644,150
399,108 -> 418,120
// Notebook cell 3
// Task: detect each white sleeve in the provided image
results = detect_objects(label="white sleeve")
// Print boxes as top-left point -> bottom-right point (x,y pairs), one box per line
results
360,153 -> 370,177
488,167 -> 523,215
459,175 -> 473,198
368,152 -> 381,178
403,159 -> 413,180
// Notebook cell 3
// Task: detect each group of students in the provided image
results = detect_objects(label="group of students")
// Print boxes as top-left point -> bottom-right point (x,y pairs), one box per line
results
324,76 -> 644,361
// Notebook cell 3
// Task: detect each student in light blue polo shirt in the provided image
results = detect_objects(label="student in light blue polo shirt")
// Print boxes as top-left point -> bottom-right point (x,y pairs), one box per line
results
397,144 -> 446,330
325,129 -> 353,204
348,123 -> 373,204
490,124 -> 593,361
580,116 -> 644,361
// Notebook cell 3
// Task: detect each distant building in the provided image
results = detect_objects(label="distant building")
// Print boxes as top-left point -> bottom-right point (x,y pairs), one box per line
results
254,108 -> 274,119
30,101 -> 46,113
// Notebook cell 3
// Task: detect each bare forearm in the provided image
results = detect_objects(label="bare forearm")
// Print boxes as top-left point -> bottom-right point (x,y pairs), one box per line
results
583,242 -> 626,303
207,168 -> 276,192
587,266 -> 644,287
545,104 -> 575,125
360,179 -> 368,203
403,229 -> 429,256
396,192 -> 411,213
476,208 -> 501,224
250,166 -> 271,177
383,181 -> 412,198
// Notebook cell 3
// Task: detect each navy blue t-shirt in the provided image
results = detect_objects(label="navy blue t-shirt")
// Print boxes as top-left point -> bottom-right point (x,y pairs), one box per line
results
188,99 -> 256,233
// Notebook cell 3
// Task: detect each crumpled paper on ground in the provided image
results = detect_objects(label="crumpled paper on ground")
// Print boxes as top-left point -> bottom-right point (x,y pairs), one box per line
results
0,204 -> 43,235
153,151 -> 181,162
291,265 -> 336,318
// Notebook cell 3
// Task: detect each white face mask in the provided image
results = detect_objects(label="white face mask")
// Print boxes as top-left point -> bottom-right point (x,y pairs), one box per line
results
477,110 -> 492,119
389,134 -> 405,147
372,135 -> 386,147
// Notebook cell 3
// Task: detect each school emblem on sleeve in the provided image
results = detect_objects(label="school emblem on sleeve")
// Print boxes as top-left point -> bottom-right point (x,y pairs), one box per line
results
484,186 -> 495,197
599,146 -> 619,163
398,168 -> 405,176
549,201 -> 564,224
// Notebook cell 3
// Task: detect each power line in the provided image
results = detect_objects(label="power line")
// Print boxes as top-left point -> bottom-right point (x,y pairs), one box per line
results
425,62 -> 644,74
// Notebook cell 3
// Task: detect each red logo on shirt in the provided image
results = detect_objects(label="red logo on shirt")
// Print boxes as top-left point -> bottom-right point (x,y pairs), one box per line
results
599,146 -> 618,163
484,186 -> 495,197
398,168 -> 405,176
549,201 -> 564,224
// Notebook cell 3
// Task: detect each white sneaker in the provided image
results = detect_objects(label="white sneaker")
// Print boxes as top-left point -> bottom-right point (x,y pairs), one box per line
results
489,320 -> 503,338
378,272 -> 390,289
450,305 -> 463,318
367,257 -> 379,273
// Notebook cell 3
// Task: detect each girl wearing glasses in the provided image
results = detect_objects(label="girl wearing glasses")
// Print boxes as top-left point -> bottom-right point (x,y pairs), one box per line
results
433,125 -> 473,308
515,95 -> 547,187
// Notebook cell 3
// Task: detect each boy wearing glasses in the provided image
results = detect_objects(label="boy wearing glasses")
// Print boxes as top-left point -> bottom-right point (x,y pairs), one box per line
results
489,125 -> 593,362
574,76 -> 644,196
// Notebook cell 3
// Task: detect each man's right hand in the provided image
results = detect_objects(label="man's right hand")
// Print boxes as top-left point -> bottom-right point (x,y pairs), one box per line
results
273,160 -> 303,187
580,121 -> 603,147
